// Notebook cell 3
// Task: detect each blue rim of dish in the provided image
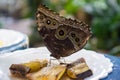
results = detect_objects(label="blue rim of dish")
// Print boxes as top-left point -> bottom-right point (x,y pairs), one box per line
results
0,35 -> 29,54
0,29 -> 26,49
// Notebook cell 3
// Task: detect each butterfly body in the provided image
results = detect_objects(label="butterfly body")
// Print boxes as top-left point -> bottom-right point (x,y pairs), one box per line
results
36,5 -> 92,59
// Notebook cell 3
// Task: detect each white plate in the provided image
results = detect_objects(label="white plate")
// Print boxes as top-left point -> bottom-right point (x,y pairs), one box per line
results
0,47 -> 113,80
0,29 -> 24,48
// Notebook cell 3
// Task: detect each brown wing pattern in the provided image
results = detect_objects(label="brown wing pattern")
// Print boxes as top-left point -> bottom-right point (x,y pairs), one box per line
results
36,4 -> 92,59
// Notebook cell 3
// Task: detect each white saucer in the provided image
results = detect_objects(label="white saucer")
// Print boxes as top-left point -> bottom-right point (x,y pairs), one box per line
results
0,29 -> 29,54
0,47 -> 113,80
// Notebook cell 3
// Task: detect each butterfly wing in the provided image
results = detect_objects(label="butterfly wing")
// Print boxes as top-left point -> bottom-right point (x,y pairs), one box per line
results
36,5 -> 92,59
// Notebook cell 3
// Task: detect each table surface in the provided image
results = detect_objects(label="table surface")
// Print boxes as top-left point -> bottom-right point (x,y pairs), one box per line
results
101,54 -> 120,80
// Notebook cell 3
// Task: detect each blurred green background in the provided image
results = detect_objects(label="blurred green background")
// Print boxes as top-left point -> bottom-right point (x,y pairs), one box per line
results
0,0 -> 120,56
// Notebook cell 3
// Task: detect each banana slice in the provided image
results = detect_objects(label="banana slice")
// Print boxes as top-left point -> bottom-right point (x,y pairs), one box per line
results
9,60 -> 48,77
67,58 -> 93,79
26,65 -> 66,80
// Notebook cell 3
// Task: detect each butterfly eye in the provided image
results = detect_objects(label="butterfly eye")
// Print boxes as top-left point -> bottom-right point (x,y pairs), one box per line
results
45,17 -> 58,29
71,33 -> 75,37
53,22 -> 56,26
69,31 -> 77,38
55,27 -> 67,40
75,37 -> 80,42
59,30 -> 64,36
45,18 -> 52,25
52,19 -> 58,27
69,31 -> 81,47
46,20 -> 51,25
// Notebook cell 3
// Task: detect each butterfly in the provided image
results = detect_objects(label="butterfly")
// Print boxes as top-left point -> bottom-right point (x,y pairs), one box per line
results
36,4 -> 92,59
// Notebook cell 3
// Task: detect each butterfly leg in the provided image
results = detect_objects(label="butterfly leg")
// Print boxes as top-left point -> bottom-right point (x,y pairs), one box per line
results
58,57 -> 67,65
47,57 -> 58,66
48,57 -> 67,66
